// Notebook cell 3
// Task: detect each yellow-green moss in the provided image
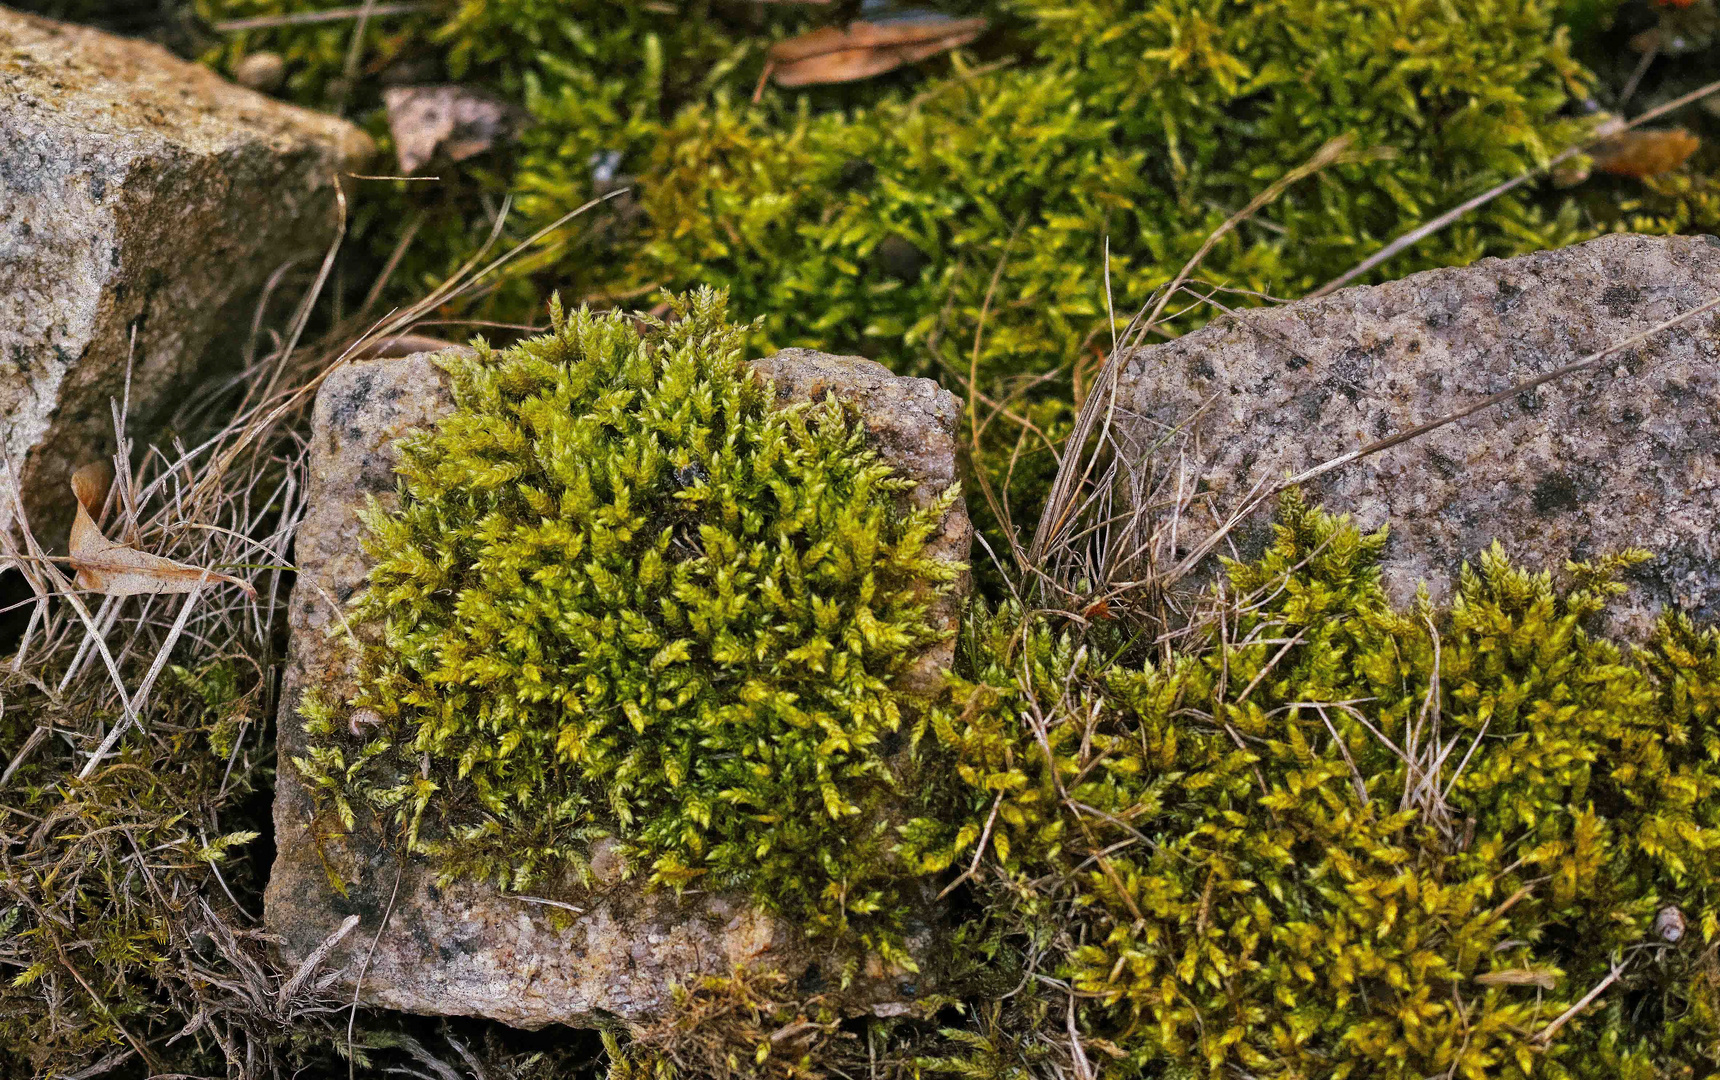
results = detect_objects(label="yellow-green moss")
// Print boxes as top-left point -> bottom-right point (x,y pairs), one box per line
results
296,290 -> 964,952
912,493 -> 1720,1077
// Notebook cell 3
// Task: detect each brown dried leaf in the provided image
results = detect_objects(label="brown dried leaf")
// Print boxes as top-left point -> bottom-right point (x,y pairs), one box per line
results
383,85 -> 524,175
1592,128 -> 1700,179
68,463 -> 255,599
1474,968 -> 1559,989
769,16 -> 987,87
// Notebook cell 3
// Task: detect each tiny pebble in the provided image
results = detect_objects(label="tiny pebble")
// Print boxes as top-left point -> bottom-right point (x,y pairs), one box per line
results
234,52 -> 286,94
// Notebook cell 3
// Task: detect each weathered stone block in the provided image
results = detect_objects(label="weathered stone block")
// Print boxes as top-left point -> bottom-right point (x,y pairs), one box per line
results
0,8 -> 372,541
265,349 -> 969,1029
1113,232 -> 1720,634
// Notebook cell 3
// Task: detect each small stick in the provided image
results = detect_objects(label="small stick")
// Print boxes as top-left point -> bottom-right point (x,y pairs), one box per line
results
214,2 -> 433,32
937,793 -> 1003,899
1533,960 -> 1624,1044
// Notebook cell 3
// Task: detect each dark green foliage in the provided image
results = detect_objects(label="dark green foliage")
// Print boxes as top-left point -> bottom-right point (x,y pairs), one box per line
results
919,494 -> 1720,1077
634,0 -> 1594,381
299,290 -> 963,953
194,0 -> 1657,564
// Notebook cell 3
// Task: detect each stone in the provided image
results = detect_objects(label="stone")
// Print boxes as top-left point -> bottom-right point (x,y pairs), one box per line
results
0,9 -> 373,544
265,348 -> 970,1029
1111,232 -> 1720,635
233,51 -> 287,94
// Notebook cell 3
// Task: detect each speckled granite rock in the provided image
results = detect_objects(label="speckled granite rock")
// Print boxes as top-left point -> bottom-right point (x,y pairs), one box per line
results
1113,232 -> 1720,634
0,8 -> 372,542
265,348 -> 969,1029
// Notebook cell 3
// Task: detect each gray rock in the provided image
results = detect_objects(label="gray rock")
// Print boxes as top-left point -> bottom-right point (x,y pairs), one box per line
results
0,9 -> 373,544
1112,232 -> 1720,634
265,348 -> 970,1029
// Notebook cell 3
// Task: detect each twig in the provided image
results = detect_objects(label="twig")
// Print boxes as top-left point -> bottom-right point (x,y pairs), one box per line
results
0,725 -> 48,791
937,794 -> 1002,900
513,895 -> 585,914
1533,958 -> 1625,1044
213,2 -> 433,32
349,867 -> 406,1080
337,0 -> 381,111
1618,42 -> 1659,109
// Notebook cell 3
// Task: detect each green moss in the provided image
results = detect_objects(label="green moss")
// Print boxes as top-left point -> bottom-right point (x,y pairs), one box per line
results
298,290 -> 964,951
917,492 -> 1720,1077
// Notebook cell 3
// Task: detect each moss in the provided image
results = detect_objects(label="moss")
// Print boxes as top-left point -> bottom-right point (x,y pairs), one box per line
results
298,289 -> 964,953
0,659 -> 269,1074
912,492 -> 1720,1077
194,0 -> 1653,567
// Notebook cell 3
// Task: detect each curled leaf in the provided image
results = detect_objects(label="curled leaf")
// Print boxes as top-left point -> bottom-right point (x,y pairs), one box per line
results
768,15 -> 987,88
68,463 -> 255,599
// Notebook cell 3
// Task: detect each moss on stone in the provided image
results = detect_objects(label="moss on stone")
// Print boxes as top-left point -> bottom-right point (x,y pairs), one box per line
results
296,290 -> 964,953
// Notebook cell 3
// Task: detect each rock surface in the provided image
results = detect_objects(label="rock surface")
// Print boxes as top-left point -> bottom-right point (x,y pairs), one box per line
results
1113,232 -> 1720,634
265,348 -> 970,1029
0,9 -> 372,543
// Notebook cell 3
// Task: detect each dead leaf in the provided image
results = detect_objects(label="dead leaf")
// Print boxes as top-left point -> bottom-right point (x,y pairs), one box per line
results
1591,128 -> 1700,179
383,85 -> 524,175
768,15 -> 987,88
1474,968 -> 1559,989
68,463 -> 255,599
1080,598 -> 1114,622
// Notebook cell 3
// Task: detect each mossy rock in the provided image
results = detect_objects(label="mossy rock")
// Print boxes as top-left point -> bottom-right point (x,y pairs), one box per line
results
264,294 -> 970,1028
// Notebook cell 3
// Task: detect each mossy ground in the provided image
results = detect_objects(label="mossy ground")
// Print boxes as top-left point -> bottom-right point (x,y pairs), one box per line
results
168,0 -> 1720,578
597,493 -> 1720,1078
7,0 -> 1720,1076
11,428 -> 1720,1075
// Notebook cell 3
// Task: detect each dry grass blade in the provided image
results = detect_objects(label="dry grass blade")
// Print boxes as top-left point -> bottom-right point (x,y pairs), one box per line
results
1271,289 -> 1720,495
1028,135 -> 1353,574
278,914 -> 360,1013
1533,958 -> 1627,1043
212,1 -> 433,32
